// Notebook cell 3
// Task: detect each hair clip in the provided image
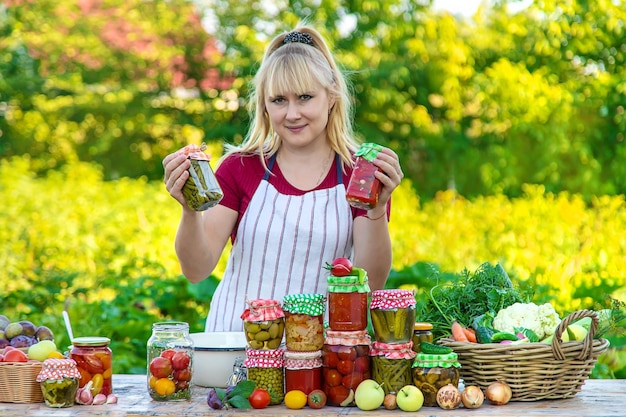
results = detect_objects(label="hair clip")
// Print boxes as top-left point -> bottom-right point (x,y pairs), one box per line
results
283,31 -> 314,46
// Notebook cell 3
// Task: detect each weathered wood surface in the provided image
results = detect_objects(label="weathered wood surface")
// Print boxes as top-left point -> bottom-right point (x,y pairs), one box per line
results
0,374 -> 623,416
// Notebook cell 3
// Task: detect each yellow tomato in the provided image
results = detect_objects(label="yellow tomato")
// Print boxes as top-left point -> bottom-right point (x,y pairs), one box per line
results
154,378 -> 176,396
284,390 -> 307,409
90,374 -> 104,396
149,375 -> 158,389
47,351 -> 65,359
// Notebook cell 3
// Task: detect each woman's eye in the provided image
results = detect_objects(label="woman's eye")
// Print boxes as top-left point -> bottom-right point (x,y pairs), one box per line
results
271,97 -> 285,104
300,94 -> 312,100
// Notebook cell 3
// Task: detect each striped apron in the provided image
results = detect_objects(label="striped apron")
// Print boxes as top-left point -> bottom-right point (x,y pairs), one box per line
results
205,154 -> 353,331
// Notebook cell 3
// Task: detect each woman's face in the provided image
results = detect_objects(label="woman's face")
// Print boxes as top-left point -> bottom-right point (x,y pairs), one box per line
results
265,79 -> 334,149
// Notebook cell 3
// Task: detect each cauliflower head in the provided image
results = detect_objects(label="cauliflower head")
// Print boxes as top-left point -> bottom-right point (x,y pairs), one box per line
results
492,302 -> 561,340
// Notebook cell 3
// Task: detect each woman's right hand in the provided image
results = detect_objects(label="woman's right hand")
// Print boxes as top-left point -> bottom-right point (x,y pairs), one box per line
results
163,151 -> 192,207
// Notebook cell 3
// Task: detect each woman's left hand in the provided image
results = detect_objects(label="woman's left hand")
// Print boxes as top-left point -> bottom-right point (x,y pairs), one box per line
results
373,147 -> 404,206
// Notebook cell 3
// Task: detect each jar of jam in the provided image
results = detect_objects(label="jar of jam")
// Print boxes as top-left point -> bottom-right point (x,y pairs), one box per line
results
37,358 -> 81,408
146,322 -> 194,401
70,336 -> 113,397
412,322 -> 434,353
284,350 -> 323,394
412,352 -> 461,407
241,298 -> 285,350
244,348 -> 284,405
327,271 -> 370,331
370,289 -> 416,344
179,143 -> 223,211
346,142 -> 384,210
370,341 -> 415,394
322,330 -> 371,406
282,293 -> 326,351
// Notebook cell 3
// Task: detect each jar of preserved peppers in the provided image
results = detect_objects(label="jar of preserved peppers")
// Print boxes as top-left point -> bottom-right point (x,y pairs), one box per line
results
179,143 -> 223,211
70,337 -> 113,397
412,352 -> 461,407
370,341 -> 415,395
412,322 -> 434,353
241,298 -> 285,350
37,358 -> 81,408
370,289 -> 416,344
282,293 -> 326,351
322,330 -> 371,407
284,350 -> 323,394
345,143 -> 384,210
146,322 -> 194,401
244,348 -> 284,405
327,270 -> 370,331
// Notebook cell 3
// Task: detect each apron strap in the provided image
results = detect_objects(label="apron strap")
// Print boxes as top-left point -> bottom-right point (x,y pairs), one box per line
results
263,154 -> 277,181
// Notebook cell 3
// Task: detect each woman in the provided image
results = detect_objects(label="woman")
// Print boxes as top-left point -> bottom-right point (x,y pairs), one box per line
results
163,26 -> 404,331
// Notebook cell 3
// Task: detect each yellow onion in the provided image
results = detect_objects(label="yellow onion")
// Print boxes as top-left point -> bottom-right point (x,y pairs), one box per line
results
485,381 -> 512,405
436,384 -> 462,410
461,385 -> 484,409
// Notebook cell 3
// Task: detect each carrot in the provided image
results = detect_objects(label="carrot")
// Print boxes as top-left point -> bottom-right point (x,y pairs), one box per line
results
463,327 -> 477,343
451,321 -> 470,342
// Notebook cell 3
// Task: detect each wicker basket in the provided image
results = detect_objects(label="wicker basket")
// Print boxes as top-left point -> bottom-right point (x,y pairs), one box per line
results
439,309 -> 610,401
0,360 -> 44,403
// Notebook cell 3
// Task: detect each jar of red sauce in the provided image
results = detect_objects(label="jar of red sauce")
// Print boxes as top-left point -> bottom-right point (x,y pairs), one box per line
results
345,143 -> 384,210
70,336 -> 113,397
327,272 -> 370,331
322,330 -> 371,406
284,350 -> 323,394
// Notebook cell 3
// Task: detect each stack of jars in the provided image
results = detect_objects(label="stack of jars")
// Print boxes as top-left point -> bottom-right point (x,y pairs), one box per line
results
241,299 -> 285,405
369,289 -> 417,395
322,271 -> 372,406
281,294 -> 326,396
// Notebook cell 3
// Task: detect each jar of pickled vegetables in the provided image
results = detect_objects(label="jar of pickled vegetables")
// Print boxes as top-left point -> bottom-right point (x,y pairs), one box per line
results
283,293 -> 326,351
37,358 -> 81,408
179,143 -> 223,211
345,143 -> 384,210
284,350 -> 323,394
70,336 -> 113,397
146,322 -> 194,401
244,348 -> 284,405
370,289 -> 416,344
322,330 -> 371,407
412,322 -> 434,353
241,298 -> 285,350
327,271 -> 370,331
370,341 -> 415,395
412,352 -> 461,407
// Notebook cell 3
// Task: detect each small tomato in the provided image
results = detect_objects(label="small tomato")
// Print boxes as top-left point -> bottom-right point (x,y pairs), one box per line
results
171,351 -> 191,371
160,349 -> 176,360
249,388 -> 271,409
149,356 -> 173,378
307,389 -> 327,409
324,257 -> 352,276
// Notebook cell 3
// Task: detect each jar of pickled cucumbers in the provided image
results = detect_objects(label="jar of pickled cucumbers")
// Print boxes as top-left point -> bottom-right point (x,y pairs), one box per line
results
241,299 -> 285,350
412,352 -> 461,407
370,341 -> 415,394
37,358 -> 81,408
284,350 -> 323,394
146,322 -> 194,401
370,289 -> 416,344
179,143 -> 223,211
345,143 -> 384,210
282,293 -> 326,351
70,337 -> 113,397
244,348 -> 284,405
327,269 -> 370,331
412,322 -> 434,353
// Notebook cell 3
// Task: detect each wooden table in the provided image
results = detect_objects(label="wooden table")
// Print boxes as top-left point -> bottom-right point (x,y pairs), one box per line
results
1,375 -> 624,416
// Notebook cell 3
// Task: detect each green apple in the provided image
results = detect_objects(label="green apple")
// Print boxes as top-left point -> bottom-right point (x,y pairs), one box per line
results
396,385 -> 424,412
354,379 -> 385,411
27,340 -> 58,362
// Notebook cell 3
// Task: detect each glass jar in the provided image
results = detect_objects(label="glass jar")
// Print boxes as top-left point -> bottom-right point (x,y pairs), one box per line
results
36,358 -> 81,408
327,273 -> 370,331
282,293 -> 326,351
226,356 -> 247,387
412,322 -> 434,353
179,143 -> 223,211
244,348 -> 284,405
322,330 -> 371,407
370,289 -> 416,344
284,350 -> 323,394
412,352 -> 461,407
70,336 -> 113,397
345,143 -> 384,210
241,298 -> 285,350
146,322 -> 194,401
370,341 -> 415,395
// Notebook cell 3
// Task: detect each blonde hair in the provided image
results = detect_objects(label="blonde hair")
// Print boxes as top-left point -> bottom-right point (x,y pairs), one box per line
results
223,26 -> 359,170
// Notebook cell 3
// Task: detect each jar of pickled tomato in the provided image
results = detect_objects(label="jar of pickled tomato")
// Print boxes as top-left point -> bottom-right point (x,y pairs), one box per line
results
241,299 -> 285,350
370,341 -> 415,394
70,336 -> 113,397
345,143 -> 384,210
284,350 -> 323,394
244,348 -> 284,405
370,289 -> 416,344
327,270 -> 370,331
282,293 -> 326,351
322,330 -> 371,406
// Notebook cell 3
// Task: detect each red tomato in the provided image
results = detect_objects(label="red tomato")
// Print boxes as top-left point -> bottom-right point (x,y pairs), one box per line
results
174,368 -> 192,382
322,351 -> 339,368
160,349 -> 176,360
342,373 -> 363,391
149,356 -> 173,378
328,385 -> 349,405
336,360 -> 354,375
337,346 -> 356,361
249,388 -> 271,409
324,258 -> 352,276
4,349 -> 28,362
354,356 -> 370,373
324,369 -> 342,387
171,351 -> 190,371
307,389 -> 327,409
